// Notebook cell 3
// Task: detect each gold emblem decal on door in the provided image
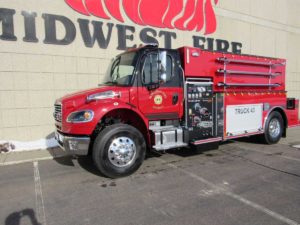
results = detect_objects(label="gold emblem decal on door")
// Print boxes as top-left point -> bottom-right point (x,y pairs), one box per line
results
154,95 -> 163,105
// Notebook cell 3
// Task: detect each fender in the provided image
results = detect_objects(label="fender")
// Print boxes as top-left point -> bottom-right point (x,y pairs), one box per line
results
263,106 -> 288,136
96,104 -> 152,145
62,98 -> 149,137
93,100 -> 149,129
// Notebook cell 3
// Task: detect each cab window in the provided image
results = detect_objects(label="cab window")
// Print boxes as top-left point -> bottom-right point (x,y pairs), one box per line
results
142,53 -> 176,87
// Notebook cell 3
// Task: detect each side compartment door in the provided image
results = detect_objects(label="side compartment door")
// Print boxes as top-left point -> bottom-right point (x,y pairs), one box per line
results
137,51 -> 184,120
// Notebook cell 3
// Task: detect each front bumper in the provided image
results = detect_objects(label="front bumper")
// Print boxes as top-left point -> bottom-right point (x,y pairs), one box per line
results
55,131 -> 90,155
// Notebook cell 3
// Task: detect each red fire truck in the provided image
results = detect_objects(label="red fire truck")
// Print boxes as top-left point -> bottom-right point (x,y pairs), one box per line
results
54,44 -> 300,178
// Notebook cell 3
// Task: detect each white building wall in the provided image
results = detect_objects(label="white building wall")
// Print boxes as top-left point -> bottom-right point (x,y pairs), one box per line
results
0,0 -> 299,141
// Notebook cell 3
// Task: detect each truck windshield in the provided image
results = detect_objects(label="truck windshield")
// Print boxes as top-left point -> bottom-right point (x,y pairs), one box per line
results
103,52 -> 138,86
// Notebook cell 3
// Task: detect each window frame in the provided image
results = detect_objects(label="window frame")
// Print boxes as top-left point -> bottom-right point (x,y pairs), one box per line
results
141,52 -> 176,87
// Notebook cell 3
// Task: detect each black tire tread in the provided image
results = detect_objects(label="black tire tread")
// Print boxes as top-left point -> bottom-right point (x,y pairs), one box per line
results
92,124 -> 146,178
260,111 -> 283,145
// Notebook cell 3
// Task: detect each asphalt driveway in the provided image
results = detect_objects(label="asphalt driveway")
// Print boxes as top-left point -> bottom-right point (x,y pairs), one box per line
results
1,128 -> 300,225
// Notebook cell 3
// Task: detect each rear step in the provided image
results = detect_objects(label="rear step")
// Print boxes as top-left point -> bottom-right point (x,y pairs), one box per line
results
150,126 -> 187,151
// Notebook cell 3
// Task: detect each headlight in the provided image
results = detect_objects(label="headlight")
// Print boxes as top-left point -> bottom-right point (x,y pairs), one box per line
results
67,110 -> 94,123
87,91 -> 120,102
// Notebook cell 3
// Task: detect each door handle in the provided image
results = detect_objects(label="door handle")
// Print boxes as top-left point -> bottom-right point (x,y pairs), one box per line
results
172,93 -> 179,105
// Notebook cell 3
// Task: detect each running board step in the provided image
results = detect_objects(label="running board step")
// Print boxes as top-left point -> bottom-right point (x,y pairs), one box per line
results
151,127 -> 187,151
153,142 -> 188,151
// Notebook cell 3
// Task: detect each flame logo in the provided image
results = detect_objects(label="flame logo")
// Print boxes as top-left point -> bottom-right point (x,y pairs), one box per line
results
65,0 -> 219,34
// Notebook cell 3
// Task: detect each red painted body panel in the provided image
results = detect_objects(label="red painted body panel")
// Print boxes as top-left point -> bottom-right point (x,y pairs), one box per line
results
287,99 -> 300,127
56,86 -> 148,135
137,87 -> 184,119
179,47 -> 286,92
56,84 -> 185,136
54,46 -> 300,148
179,46 -> 299,139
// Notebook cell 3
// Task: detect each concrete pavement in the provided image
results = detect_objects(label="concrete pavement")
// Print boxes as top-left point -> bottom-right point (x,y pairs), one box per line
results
0,147 -> 68,166
1,127 -> 300,225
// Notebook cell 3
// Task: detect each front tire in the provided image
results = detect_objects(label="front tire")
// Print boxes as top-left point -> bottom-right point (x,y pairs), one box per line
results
261,111 -> 283,144
92,124 -> 146,178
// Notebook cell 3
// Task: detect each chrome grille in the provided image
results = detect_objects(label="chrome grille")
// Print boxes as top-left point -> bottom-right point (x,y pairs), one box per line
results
54,103 -> 62,122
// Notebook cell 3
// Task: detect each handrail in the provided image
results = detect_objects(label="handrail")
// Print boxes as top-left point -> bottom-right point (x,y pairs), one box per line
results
217,57 -> 285,67
217,69 -> 281,77
217,82 -> 281,87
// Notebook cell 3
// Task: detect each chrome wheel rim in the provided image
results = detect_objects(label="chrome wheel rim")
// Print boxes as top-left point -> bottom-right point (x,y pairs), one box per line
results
108,137 -> 136,167
269,118 -> 281,138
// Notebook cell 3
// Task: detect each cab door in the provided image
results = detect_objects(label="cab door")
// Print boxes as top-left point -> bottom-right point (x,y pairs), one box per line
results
137,51 -> 184,120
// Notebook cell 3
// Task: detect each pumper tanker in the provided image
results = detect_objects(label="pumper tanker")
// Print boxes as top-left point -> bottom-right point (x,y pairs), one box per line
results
54,44 -> 300,178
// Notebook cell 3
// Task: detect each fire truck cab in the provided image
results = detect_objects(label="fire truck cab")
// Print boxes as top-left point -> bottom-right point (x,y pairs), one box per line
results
54,44 -> 300,178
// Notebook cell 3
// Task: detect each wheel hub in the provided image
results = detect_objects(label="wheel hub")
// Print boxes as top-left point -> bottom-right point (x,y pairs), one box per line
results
269,118 -> 280,138
108,137 -> 136,167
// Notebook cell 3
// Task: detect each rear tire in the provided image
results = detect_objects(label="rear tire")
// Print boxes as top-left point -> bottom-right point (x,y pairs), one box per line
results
92,124 -> 146,178
261,111 -> 283,144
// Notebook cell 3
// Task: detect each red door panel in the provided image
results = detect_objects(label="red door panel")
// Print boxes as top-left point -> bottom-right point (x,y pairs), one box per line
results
137,51 -> 183,120
138,87 -> 183,119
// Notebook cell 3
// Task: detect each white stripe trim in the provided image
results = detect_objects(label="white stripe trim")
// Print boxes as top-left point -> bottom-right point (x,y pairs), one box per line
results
33,162 -> 47,225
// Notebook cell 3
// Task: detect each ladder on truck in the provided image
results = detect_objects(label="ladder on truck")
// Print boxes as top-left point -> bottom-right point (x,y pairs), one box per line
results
216,57 -> 285,90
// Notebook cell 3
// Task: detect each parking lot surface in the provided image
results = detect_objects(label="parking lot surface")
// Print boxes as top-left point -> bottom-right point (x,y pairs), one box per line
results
1,128 -> 300,225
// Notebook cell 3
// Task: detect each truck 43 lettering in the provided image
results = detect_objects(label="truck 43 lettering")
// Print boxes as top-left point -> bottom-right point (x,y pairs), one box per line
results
235,107 -> 255,115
